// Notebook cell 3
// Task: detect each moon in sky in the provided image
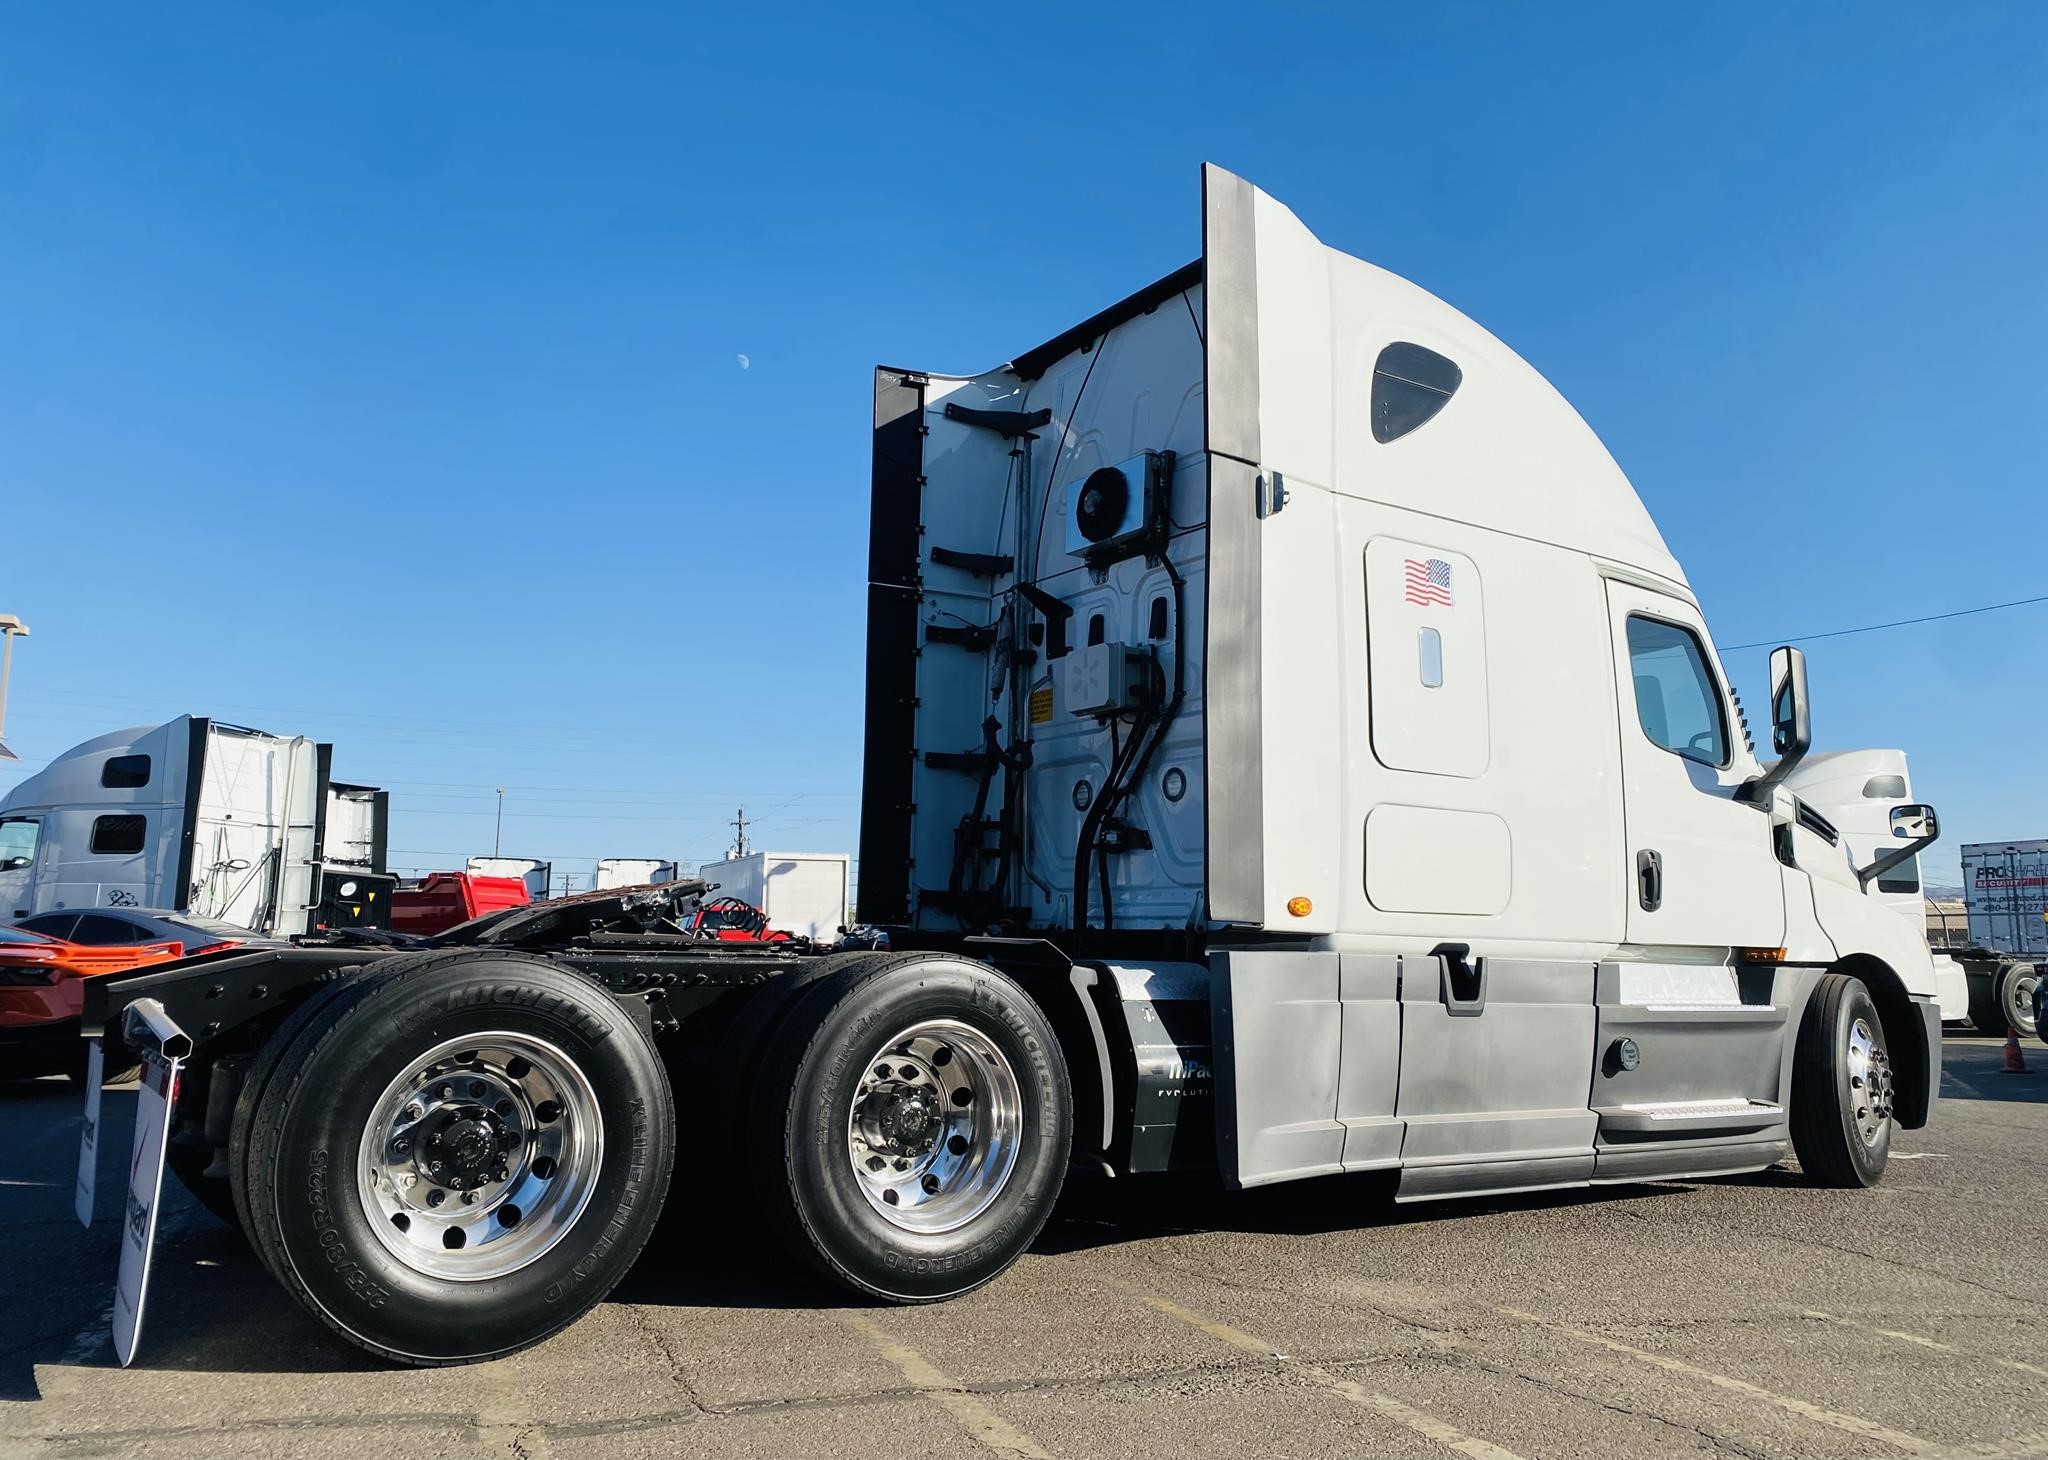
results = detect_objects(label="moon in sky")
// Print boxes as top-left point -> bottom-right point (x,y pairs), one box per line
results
737,354 -> 751,370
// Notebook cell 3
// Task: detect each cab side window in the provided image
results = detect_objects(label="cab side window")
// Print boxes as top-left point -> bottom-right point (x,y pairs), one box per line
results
1625,616 -> 1728,769
0,817 -> 38,871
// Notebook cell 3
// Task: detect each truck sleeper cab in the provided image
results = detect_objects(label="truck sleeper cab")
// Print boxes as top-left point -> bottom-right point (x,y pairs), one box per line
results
85,165 -> 1944,1367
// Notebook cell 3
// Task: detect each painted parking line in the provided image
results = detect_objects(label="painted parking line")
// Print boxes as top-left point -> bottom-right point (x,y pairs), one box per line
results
839,1313 -> 1054,1459
1139,1293 -> 1528,1460
1499,1307 -> 1938,1454
1805,1310 -> 2048,1379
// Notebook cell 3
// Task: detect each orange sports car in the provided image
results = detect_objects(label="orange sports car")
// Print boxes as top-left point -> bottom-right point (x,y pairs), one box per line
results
0,911 -> 253,1085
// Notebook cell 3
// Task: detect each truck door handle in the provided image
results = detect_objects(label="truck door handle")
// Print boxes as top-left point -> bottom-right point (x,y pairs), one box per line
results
1636,849 -> 1663,911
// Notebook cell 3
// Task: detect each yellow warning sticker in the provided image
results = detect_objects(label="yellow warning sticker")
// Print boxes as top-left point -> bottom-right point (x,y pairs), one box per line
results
1029,686 -> 1055,724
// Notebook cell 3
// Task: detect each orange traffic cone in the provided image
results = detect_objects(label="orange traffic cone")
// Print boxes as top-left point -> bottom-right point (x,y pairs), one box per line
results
2004,1028 -> 2029,1074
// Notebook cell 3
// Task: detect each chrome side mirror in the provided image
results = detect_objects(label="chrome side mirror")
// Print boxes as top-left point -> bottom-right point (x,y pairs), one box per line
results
1890,803 -> 1938,841
1861,802 -> 1941,889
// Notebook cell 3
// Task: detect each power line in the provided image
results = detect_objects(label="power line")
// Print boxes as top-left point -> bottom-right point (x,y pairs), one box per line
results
1723,593 -> 2048,651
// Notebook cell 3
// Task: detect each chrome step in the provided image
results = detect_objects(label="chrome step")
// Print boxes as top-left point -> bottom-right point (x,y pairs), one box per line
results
1595,1098 -> 1786,1134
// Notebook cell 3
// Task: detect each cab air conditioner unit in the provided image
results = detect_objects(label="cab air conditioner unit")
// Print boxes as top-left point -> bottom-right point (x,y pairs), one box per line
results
1063,450 -> 1173,564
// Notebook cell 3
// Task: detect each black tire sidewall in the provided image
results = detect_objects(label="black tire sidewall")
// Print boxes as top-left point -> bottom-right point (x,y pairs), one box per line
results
1828,981 -> 1890,1181
256,960 -> 673,1362
772,960 -> 1070,1301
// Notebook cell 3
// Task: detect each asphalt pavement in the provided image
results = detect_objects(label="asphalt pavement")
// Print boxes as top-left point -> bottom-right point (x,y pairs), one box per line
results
2,1033 -> 2043,1460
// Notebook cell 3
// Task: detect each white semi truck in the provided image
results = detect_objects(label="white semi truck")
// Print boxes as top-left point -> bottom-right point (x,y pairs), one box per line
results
80,166 -> 1945,1367
0,715 -> 392,936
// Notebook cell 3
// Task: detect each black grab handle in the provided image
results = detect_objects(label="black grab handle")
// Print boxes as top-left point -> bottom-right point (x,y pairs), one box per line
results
1431,941 -> 1487,1017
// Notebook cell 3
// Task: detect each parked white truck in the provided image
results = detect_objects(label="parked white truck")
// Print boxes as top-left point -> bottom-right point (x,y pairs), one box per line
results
465,855 -> 551,901
79,167 -> 1945,1367
593,858 -> 680,890
0,715 -> 392,935
1952,840 -> 2045,1038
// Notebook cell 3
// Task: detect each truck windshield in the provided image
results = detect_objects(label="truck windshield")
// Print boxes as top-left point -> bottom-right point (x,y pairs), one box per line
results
0,817 -> 39,871
1625,616 -> 1728,768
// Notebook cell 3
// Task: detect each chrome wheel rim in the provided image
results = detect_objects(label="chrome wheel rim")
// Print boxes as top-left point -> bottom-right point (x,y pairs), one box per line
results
357,1032 -> 602,1281
846,1018 -> 1023,1234
2007,969 -> 2041,1037
1845,1015 -> 1894,1147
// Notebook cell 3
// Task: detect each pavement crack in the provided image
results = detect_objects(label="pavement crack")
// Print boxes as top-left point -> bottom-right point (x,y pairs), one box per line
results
1409,1349 -> 1770,1459
619,1305 -> 713,1419
1765,1229 -> 2035,1307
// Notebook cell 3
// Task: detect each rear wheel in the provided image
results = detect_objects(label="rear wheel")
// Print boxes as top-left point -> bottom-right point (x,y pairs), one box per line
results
1996,962 -> 2040,1040
240,952 -> 674,1364
1790,973 -> 1893,1188
749,955 -> 1071,1302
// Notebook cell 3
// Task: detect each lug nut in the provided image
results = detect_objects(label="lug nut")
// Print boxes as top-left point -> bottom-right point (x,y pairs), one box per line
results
393,1138 -> 411,1155
469,1081 -> 487,1098
429,1159 -> 445,1173
427,1188 -> 446,1207
462,1189 -> 479,1205
437,1085 -> 453,1101
405,1103 -> 423,1122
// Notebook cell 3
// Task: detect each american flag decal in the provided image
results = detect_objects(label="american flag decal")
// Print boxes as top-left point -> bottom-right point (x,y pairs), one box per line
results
1404,557 -> 1454,607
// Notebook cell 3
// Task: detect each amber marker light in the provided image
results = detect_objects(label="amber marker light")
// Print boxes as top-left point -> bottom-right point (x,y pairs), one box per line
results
1286,896 -> 1313,918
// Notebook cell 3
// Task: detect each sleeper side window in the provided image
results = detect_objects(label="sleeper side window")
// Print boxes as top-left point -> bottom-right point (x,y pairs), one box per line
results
90,814 -> 147,856
1371,342 -> 1462,443
1624,616 -> 1728,769
101,755 -> 151,789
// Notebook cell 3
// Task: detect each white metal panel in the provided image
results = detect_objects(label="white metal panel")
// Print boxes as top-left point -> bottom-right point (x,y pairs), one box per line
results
1333,499 -> 1625,957
1364,537 -> 1488,778
1364,806 -> 1511,915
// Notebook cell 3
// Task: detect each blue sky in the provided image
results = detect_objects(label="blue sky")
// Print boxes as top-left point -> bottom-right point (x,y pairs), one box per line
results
2,3 -> 2042,891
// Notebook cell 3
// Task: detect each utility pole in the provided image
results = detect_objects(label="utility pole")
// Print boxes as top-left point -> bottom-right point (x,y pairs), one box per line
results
0,614 -> 29,763
494,788 -> 505,856
731,805 -> 750,859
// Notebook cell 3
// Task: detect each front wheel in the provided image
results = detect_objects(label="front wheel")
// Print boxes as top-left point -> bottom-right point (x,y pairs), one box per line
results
1790,973 -> 1893,1188
749,955 -> 1071,1302
240,952 -> 675,1364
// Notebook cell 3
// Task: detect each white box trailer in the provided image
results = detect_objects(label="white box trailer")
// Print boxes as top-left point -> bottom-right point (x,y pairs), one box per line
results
1952,840 -> 2046,1036
0,715 -> 387,937
593,857 -> 679,890
80,166 -> 1952,1370
695,851 -> 848,941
